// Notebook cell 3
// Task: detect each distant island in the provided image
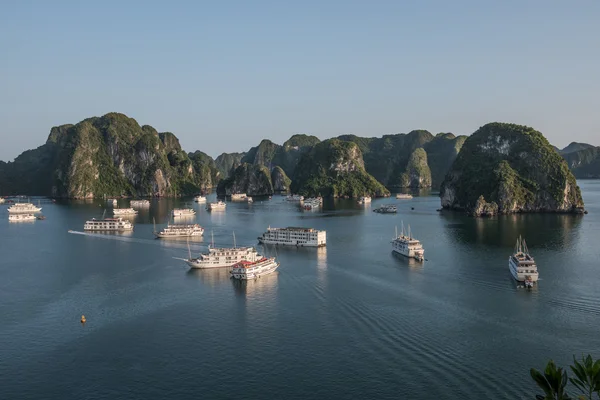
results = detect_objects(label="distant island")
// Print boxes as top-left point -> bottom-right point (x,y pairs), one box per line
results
0,113 -> 594,215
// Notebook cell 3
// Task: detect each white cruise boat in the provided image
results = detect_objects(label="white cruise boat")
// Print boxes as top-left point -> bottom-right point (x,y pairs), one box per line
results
194,195 -> 207,203
130,199 -> 150,207
374,204 -> 397,213
247,196 -> 253,203
509,236 -> 539,287
186,234 -> 261,269
84,217 -> 133,231
396,194 -> 413,199
9,214 -> 36,222
358,196 -> 372,204
207,201 -> 226,211
0,197 -> 5,204
154,223 -> 204,238
113,208 -> 138,216
258,226 -> 326,247
7,202 -> 42,214
230,257 -> 280,280
391,223 -> 424,261
231,193 -> 247,201
286,194 -> 304,202
172,208 -> 196,217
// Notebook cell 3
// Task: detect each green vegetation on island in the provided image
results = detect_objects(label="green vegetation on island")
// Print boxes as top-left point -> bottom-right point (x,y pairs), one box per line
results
217,163 -> 274,196
440,122 -> 584,215
290,139 -> 389,198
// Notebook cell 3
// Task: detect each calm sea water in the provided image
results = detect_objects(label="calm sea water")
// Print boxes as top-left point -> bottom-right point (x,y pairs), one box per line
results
1,181 -> 600,400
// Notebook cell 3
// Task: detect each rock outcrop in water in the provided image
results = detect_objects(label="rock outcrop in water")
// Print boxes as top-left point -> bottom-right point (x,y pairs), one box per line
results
440,123 -> 585,216
0,113 -> 219,198
290,139 -> 389,198
217,163 -> 274,196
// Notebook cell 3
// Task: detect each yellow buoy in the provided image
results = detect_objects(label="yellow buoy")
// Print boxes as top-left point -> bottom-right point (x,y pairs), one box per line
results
80,315 -> 86,323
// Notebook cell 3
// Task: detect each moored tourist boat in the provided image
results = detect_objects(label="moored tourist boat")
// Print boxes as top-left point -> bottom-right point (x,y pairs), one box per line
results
231,193 -> 247,201
358,196 -> 372,204
112,208 -> 138,216
286,194 -> 304,202
374,204 -> 397,214
107,198 -> 118,206
130,199 -> 150,207
9,213 -> 36,222
509,236 -> 539,288
172,208 -> 196,217
84,217 -> 133,231
186,233 -> 261,269
391,223 -> 424,261
207,201 -> 226,211
194,195 -> 207,203
396,194 -> 413,199
258,226 -> 326,247
247,196 -> 253,203
303,198 -> 321,210
7,202 -> 42,214
154,223 -> 204,238
0,197 -> 5,204
230,257 -> 280,280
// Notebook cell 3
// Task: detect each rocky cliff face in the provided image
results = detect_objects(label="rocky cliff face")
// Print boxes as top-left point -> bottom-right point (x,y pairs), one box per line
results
217,163 -> 274,196
338,130 -> 466,189
398,148 -> 432,188
290,139 -> 389,198
215,152 -> 245,178
0,113 -> 218,198
271,166 -> 291,193
561,146 -> 600,179
440,123 -> 585,216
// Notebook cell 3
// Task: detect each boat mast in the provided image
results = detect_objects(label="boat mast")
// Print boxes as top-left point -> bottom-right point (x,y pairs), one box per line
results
233,231 -> 237,248
401,221 -> 405,237
395,225 -> 398,239
408,224 -> 412,240
187,238 -> 192,260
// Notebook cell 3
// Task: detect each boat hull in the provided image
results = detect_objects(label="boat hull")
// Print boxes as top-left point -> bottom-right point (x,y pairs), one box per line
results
258,238 -> 325,247
230,261 -> 279,280
392,248 -> 424,261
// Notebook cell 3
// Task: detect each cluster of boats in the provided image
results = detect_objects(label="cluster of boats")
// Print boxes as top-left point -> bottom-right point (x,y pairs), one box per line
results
374,204 -> 398,213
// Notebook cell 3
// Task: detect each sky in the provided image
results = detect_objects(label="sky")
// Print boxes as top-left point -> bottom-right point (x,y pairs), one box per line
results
1,0 -> 599,161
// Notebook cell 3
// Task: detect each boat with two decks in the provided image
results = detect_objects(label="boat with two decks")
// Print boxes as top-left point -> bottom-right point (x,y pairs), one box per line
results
130,199 -> 150,207
258,226 -> 326,247
391,223 -> 424,262
154,223 -> 204,239
207,201 -> 226,211
509,236 -> 539,288
186,233 -> 261,269
172,208 -> 196,217
396,194 -> 413,200
7,202 -> 42,214
8,214 -> 36,222
374,204 -> 397,214
358,196 -> 372,204
194,195 -> 207,203
84,217 -> 133,231
230,257 -> 280,280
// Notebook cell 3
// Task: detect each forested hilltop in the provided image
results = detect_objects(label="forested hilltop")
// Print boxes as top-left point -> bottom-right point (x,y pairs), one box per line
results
0,113 -> 596,199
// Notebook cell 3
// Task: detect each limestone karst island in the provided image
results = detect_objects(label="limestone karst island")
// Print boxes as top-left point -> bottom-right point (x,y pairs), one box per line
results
0,113 -> 591,216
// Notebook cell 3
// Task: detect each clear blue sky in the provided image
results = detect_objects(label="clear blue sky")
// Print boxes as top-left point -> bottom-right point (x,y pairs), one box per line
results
1,0 -> 599,161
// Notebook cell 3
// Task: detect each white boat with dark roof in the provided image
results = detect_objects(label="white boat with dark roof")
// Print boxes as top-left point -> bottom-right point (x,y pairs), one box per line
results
391,223 -> 424,262
258,226 -> 326,247
374,204 -> 397,214
7,202 -> 42,214
84,217 -> 133,231
509,236 -> 539,288
230,257 -> 280,280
